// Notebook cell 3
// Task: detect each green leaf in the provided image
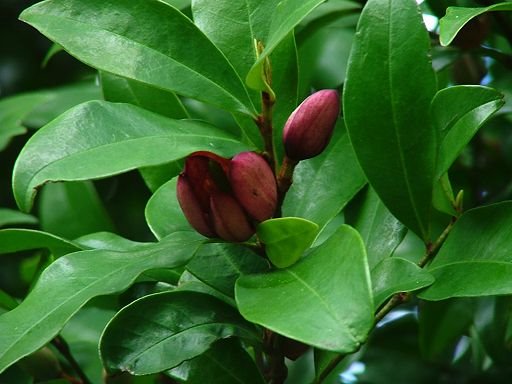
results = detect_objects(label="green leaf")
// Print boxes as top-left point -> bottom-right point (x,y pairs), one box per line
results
186,243 -> 269,297
0,209 -> 38,228
20,0 -> 255,116
371,258 -> 434,309
13,101 -> 250,212
439,3 -> 512,46
344,0 -> 437,241
0,231 -> 203,373
282,125 -> 366,228
100,291 -> 259,375
257,217 -> 319,268
246,0 -> 325,90
191,0 -> 299,159
0,93 -> 50,150
100,72 -> 189,119
236,225 -> 373,352
74,232 -> 149,252
168,339 -> 265,384
420,202 -> 512,300
345,187 -> 406,269
39,181 -> 115,240
431,85 -> 504,178
0,229 -> 80,256
145,177 -> 193,240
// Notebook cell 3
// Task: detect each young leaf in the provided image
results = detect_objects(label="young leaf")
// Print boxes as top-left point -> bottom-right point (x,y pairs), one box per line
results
344,0 -> 437,241
439,3 -> 512,46
371,258 -> 434,309
246,0 -> 325,91
168,338 -> 265,384
236,225 -> 373,352
145,177 -> 193,240
13,101 -> 251,212
257,217 -> 319,268
99,291 -> 260,375
0,231 -> 203,374
282,125 -> 366,229
20,0 -> 256,115
431,85 -> 504,178
420,202 -> 512,300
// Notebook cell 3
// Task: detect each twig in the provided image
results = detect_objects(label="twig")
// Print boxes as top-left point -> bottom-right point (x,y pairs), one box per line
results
52,336 -> 92,384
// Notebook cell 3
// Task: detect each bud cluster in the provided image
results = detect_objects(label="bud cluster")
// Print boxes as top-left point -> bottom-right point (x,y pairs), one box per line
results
177,151 -> 277,242
177,89 -> 339,242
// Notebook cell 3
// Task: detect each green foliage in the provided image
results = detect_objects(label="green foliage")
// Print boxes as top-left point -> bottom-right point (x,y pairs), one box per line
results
1,0 -> 512,382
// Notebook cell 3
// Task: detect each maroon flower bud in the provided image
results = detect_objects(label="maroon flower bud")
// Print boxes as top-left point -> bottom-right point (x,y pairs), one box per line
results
283,89 -> 340,160
176,151 -> 277,242
210,192 -> 254,242
229,151 -> 277,222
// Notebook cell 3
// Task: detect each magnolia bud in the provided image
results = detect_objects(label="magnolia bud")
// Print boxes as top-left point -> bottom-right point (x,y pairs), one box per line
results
229,152 -> 277,222
210,192 -> 254,242
177,151 -> 276,242
283,89 -> 339,160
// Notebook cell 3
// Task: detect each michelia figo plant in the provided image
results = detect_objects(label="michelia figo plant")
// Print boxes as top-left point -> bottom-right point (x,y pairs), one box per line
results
1,0 -> 512,383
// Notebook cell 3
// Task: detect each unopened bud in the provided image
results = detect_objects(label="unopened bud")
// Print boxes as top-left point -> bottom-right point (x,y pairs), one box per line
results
229,152 -> 277,222
210,192 -> 254,242
283,89 -> 339,160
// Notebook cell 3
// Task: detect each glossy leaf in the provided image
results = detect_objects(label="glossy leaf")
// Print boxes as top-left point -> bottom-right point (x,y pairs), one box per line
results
145,177 -> 193,240
420,202 -> 512,300
100,291 -> 259,375
74,232 -> 149,252
13,101 -> 250,212
345,187 -> 406,269
282,126 -> 366,228
371,258 -> 434,309
439,3 -> 512,46
0,232 -> 203,373
168,338 -> 265,384
344,0 -> 437,241
236,225 -> 373,352
246,0 -> 325,91
186,243 -> 269,297
39,181 -> 115,240
0,229 -> 80,256
100,72 -> 189,119
431,85 -> 504,178
0,209 -> 37,228
257,217 -> 319,268
20,0 -> 256,115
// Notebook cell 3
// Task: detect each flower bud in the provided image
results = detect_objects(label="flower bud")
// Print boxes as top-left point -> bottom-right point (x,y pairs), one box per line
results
229,151 -> 277,222
283,89 -> 340,160
210,192 -> 254,242
177,151 -> 276,242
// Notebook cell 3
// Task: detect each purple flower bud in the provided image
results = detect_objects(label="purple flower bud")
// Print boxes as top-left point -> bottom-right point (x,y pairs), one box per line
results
229,152 -> 277,222
177,151 -> 276,242
210,192 -> 254,242
283,89 -> 340,160
177,174 -> 215,238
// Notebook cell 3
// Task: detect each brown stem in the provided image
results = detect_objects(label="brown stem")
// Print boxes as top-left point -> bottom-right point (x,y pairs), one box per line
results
256,91 -> 276,171
276,156 -> 299,207
264,331 -> 288,384
52,336 -> 92,384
